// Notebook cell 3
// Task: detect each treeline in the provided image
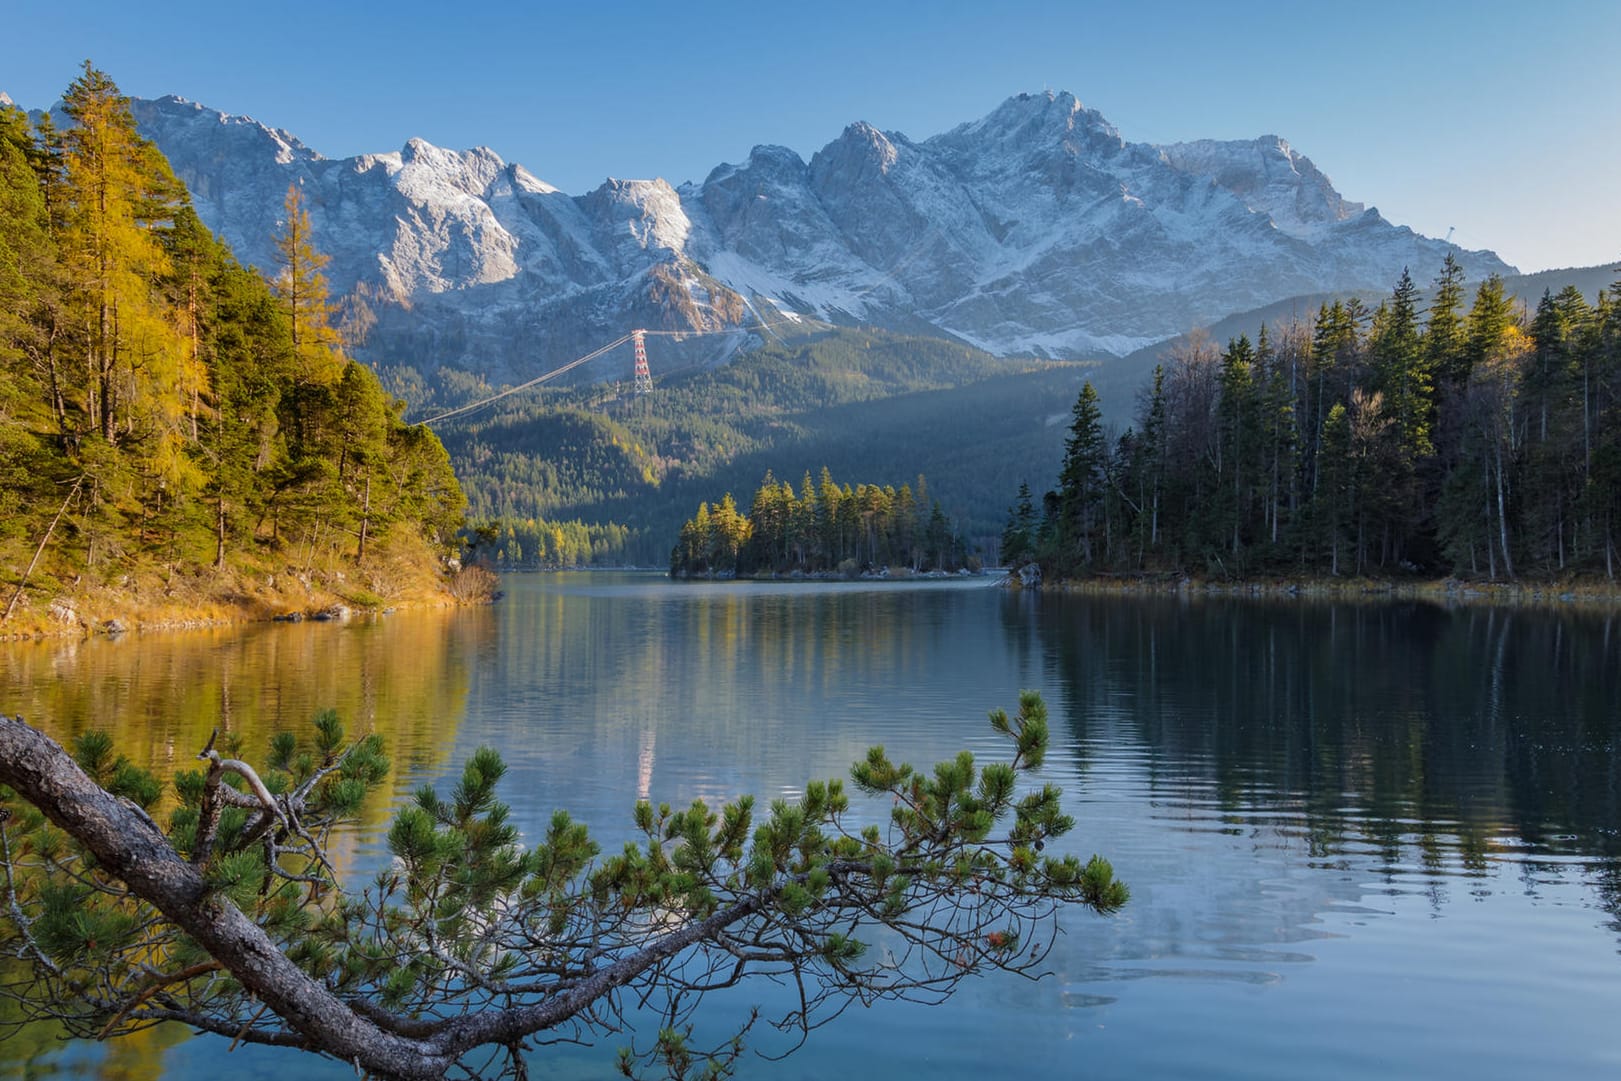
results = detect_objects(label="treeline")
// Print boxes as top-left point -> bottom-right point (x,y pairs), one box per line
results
463,516 -> 635,568
671,468 -> 973,577
1008,257 -> 1621,581
0,65 -> 465,613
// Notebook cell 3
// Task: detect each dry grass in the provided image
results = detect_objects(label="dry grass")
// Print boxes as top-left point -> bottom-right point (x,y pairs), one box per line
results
0,531 -> 481,641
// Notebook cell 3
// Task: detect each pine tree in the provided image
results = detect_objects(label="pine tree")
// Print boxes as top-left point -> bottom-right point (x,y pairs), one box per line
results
1216,334 -> 1258,559
1371,268 -> 1433,461
1586,286 -> 1621,577
1136,364 -> 1167,555
1428,253 -> 1468,393
1001,481 -> 1037,565
1256,324 -> 1302,550
1465,276 -> 1517,375
1058,382 -> 1107,565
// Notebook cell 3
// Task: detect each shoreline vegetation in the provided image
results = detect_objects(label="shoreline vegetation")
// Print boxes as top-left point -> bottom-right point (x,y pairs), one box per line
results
1002,564 -> 1621,607
1002,260 -> 1621,590
1,68 -> 473,642
0,549 -> 499,642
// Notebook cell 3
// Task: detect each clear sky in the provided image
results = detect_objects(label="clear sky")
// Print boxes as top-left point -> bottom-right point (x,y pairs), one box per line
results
3,0 -> 1617,273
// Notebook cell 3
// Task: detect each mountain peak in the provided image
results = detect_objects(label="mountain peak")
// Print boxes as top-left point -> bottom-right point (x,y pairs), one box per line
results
747,143 -> 806,170
400,136 -> 505,170
130,89 -> 1514,374
1157,135 -> 1365,237
697,143 -> 807,189
931,89 -> 1124,167
840,121 -> 899,161
0,91 -> 14,108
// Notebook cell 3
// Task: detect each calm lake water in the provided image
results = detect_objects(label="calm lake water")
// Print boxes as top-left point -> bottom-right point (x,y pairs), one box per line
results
3,572 -> 1619,1079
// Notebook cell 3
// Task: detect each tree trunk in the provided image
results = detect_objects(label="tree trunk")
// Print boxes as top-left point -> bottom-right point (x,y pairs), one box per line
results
0,716 -> 450,1081
357,471 -> 372,562
3,477 -> 83,624
215,492 -> 228,571
1493,438 -> 1515,580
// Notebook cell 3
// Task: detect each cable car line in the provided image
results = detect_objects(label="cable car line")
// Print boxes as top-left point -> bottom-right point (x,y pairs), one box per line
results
411,314 -> 803,428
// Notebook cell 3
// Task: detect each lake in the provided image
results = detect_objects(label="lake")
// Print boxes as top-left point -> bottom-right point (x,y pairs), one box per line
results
3,572 -> 1619,1079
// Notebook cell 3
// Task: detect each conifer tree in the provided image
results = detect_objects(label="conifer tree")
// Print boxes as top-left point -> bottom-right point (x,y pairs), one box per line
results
0,694 -> 1126,1081
1315,402 -> 1352,575
1428,253 -> 1468,393
1371,268 -> 1433,461
1002,481 -> 1037,565
1136,364 -> 1167,553
0,64 -> 466,617
273,182 -> 342,384
1058,382 -> 1107,565
1256,323 -> 1302,549
1216,334 -> 1258,558
58,64 -> 186,448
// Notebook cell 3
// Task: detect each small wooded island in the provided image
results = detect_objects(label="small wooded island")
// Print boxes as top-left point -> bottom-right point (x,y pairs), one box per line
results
669,468 -> 977,578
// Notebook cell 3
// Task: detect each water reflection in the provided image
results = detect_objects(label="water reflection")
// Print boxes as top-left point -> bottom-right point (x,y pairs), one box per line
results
3,580 -> 1619,1081
0,609 -> 496,1079
0,607 -> 489,833
1015,593 -> 1621,923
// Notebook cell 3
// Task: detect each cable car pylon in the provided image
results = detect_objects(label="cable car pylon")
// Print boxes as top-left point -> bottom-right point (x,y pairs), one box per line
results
631,329 -> 653,395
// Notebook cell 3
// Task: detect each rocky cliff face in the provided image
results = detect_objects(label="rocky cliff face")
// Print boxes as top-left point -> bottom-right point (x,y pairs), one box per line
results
128,90 -> 1514,383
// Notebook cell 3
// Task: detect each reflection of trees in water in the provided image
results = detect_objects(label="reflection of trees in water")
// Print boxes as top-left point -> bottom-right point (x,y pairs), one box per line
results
0,609 -> 484,834
0,973 -> 186,1081
0,610 -> 490,1079
1013,594 -> 1621,918
485,579 -> 998,812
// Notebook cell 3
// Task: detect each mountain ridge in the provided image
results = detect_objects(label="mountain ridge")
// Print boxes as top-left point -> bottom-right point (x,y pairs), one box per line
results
111,89 -> 1516,384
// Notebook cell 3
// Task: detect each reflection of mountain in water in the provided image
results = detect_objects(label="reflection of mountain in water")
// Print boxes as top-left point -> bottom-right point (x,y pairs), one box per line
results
1012,594 -> 1621,915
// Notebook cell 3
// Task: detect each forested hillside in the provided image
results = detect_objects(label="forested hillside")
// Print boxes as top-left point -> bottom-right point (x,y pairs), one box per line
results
0,66 -> 466,634
1010,258 -> 1621,583
426,331 -> 1088,566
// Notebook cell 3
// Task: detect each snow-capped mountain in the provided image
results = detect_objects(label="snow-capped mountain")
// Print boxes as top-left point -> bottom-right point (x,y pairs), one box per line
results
129,91 -> 1513,381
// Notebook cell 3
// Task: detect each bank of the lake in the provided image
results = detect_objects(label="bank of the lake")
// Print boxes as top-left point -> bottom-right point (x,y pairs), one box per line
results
0,552 -> 496,642
1010,566 -> 1621,607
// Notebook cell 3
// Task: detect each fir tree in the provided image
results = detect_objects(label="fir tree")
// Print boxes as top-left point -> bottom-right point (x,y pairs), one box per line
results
1057,382 -> 1107,565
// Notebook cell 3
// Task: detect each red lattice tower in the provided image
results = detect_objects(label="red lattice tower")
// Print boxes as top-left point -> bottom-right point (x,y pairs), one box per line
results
631,329 -> 653,395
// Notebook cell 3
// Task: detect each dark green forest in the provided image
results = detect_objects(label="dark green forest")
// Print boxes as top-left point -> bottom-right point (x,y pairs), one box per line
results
669,467 -> 974,577
0,67 -> 465,629
1009,258 -> 1621,582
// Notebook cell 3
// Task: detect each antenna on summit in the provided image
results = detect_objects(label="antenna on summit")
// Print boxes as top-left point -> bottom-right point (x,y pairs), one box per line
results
1445,226 -> 1455,243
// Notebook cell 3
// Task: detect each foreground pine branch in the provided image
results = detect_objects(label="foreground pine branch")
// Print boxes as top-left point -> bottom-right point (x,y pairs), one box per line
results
0,694 -> 1125,1080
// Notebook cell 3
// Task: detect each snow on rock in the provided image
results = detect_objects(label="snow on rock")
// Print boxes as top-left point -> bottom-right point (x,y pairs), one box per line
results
130,89 -> 1516,381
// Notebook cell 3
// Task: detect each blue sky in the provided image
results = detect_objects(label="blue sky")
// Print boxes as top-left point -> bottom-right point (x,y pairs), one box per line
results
3,0 -> 1617,273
